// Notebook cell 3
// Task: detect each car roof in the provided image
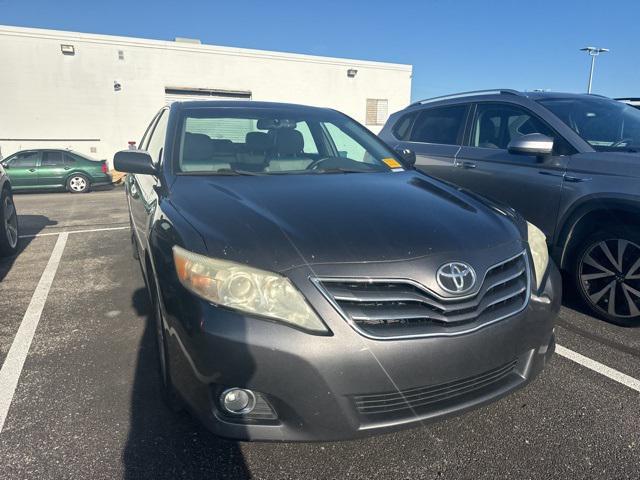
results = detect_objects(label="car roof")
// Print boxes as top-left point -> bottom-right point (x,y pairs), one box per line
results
170,100 -> 331,112
408,90 -> 611,109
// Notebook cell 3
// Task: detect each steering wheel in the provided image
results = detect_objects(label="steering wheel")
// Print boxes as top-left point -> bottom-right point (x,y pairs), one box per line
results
610,138 -> 634,148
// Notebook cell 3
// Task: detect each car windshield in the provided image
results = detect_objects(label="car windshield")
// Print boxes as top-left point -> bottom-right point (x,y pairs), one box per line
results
538,97 -> 640,152
176,107 -> 403,175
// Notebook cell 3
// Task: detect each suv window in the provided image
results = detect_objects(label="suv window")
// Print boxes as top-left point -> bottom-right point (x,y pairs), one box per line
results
11,151 -> 40,168
409,105 -> 467,145
473,103 -> 565,152
41,151 -> 64,167
392,112 -> 418,140
146,110 -> 168,166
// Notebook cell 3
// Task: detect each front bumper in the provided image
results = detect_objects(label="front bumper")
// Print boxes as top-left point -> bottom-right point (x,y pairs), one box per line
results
160,260 -> 561,442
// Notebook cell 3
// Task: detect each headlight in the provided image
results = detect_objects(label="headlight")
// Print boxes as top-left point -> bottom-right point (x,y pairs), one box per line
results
527,222 -> 549,290
173,246 -> 327,333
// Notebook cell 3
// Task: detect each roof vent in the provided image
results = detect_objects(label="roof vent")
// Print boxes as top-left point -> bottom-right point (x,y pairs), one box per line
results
174,37 -> 201,44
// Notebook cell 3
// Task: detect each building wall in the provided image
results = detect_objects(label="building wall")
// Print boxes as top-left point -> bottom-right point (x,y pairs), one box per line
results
0,25 -> 412,166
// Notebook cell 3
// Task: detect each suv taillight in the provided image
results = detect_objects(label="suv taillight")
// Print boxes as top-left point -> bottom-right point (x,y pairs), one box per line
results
101,162 -> 108,174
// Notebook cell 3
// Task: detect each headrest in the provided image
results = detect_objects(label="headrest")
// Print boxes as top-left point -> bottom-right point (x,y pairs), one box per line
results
210,139 -> 235,154
183,132 -> 214,161
276,129 -> 304,155
246,132 -> 271,151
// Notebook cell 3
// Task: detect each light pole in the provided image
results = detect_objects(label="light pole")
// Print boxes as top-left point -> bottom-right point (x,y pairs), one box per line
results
580,46 -> 610,94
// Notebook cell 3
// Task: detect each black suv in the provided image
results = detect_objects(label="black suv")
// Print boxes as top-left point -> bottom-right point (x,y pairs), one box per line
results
380,90 -> 640,325
0,162 -> 19,257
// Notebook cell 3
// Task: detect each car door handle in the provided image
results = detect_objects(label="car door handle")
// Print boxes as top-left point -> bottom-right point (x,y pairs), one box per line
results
565,175 -> 591,183
454,160 -> 477,169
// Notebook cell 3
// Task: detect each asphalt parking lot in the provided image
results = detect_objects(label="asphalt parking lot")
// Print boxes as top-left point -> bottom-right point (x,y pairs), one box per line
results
0,189 -> 638,480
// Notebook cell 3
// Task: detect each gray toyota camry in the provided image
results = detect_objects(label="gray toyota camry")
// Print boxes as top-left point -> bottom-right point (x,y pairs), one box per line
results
115,101 -> 560,441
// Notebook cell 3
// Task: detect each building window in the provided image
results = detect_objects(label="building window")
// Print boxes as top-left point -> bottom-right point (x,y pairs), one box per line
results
118,50 -> 125,60
366,99 -> 389,126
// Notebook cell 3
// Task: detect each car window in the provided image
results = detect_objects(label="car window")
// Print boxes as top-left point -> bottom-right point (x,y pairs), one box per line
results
177,107 -> 399,174
409,105 -> 467,145
392,112 -> 418,140
64,153 -> 77,165
146,110 -> 168,166
296,122 -> 319,154
11,151 -> 40,167
539,97 -> 640,152
323,123 -> 372,162
139,112 -> 162,151
472,103 -> 556,150
41,151 -> 64,167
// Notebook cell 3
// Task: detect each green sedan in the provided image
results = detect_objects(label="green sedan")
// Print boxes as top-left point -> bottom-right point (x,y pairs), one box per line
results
0,149 -> 112,193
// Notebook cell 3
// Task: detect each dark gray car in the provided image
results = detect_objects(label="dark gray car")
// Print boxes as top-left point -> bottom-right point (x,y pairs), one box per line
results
380,90 -> 640,325
113,101 -> 559,441
0,163 -> 19,256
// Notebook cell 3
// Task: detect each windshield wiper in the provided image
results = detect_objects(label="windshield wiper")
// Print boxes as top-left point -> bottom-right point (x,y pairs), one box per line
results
213,168 -> 264,176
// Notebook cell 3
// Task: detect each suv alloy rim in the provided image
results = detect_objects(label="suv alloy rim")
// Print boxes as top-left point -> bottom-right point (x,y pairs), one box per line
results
579,239 -> 640,318
69,176 -> 87,192
3,194 -> 18,249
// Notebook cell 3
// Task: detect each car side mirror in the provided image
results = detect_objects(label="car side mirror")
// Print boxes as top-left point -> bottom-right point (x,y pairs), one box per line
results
114,150 -> 156,175
1,162 -> 8,169
507,133 -> 554,157
395,148 -> 416,167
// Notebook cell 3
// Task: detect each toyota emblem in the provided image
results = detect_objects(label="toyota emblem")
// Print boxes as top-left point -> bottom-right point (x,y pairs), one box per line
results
436,262 -> 477,295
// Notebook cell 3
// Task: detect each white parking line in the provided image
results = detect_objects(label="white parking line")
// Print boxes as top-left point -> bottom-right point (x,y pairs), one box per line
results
556,344 -> 640,393
0,232 -> 68,434
19,225 -> 128,239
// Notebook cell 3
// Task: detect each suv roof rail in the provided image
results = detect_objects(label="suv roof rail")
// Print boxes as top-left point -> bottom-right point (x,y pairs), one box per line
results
409,89 -> 523,107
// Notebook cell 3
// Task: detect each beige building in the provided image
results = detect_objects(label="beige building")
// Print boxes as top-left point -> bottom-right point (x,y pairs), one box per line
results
0,25 -> 412,166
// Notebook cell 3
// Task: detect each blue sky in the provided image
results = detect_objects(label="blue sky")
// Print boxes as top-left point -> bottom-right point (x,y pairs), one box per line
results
2,0 -> 637,101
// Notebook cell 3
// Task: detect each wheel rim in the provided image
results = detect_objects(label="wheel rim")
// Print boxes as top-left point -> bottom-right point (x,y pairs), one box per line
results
579,238 -> 640,319
69,176 -> 87,192
3,195 -> 18,249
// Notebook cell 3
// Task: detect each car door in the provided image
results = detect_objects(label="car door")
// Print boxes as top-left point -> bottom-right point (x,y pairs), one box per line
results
128,109 -> 168,254
38,150 -> 69,188
391,104 -> 470,183
453,102 -> 573,239
4,151 -> 41,188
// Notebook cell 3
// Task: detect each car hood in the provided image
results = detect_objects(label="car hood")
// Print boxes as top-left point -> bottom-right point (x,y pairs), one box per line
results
169,171 -> 523,273
570,151 -> 640,178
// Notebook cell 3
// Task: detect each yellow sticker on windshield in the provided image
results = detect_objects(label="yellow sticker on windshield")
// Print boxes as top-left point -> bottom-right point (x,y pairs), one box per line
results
382,158 -> 403,170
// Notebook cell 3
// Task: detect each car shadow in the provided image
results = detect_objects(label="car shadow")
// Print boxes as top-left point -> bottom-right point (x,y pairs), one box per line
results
122,287 -> 252,479
0,214 -> 57,283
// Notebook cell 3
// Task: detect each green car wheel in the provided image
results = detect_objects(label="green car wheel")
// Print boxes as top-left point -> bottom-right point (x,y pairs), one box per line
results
67,174 -> 90,193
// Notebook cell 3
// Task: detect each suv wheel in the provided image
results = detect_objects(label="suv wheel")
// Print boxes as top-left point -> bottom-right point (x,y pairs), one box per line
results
0,188 -> 19,256
574,229 -> 640,326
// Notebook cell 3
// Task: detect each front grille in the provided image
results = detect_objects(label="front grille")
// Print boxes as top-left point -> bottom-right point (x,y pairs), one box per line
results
315,251 -> 529,339
354,359 -> 518,418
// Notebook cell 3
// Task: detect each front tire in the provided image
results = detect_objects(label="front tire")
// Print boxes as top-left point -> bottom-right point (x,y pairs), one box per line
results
67,174 -> 90,193
151,283 -> 184,412
0,188 -> 19,257
573,228 -> 640,326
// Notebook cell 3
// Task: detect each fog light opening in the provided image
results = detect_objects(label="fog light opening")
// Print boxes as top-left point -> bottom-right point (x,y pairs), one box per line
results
220,388 -> 256,415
